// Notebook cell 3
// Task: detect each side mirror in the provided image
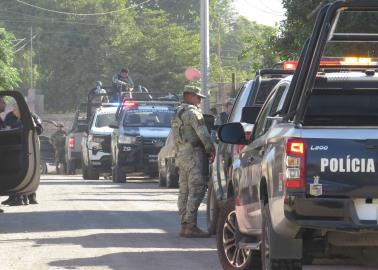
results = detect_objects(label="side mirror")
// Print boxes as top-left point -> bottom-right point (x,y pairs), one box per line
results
77,123 -> 88,133
218,123 -> 248,145
241,106 -> 261,124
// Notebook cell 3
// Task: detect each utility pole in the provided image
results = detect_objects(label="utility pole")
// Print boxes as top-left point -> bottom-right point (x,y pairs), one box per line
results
200,0 -> 210,113
30,26 -> 33,89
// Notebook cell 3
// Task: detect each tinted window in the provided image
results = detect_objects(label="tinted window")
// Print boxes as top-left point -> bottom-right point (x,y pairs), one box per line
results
253,79 -> 281,105
253,97 -> 274,138
95,113 -> 115,128
229,82 -> 252,123
123,109 -> 174,127
304,89 -> 378,126
270,85 -> 288,115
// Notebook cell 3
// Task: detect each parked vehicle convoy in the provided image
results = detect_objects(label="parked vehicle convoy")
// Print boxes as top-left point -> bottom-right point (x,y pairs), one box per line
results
81,105 -> 117,180
111,92 -> 179,183
0,91 -> 42,199
216,1 -> 378,269
157,130 -> 179,188
207,69 -> 294,235
65,103 -> 88,175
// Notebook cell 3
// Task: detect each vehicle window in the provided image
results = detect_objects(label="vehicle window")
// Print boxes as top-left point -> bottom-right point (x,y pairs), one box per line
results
229,82 -> 251,123
253,95 -> 275,138
253,79 -> 281,106
95,113 -> 116,128
0,96 -> 22,131
123,109 -> 174,127
270,84 -> 288,115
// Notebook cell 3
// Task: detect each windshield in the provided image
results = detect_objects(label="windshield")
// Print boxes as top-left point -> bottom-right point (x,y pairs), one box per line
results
95,113 -> 116,128
123,109 -> 174,127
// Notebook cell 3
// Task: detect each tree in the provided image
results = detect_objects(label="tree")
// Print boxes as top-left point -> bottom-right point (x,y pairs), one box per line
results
0,28 -> 20,90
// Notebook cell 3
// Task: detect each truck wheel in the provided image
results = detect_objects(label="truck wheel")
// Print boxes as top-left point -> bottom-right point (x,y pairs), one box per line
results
82,164 -> 89,180
206,182 -> 218,235
216,197 -> 261,270
261,203 -> 302,270
112,165 -> 126,183
87,165 -> 100,180
166,161 -> 178,188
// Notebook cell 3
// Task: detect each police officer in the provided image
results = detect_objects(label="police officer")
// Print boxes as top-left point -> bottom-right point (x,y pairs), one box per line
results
50,123 -> 67,174
171,86 -> 215,238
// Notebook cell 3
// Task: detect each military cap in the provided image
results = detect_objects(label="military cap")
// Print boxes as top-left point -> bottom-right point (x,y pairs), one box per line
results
183,85 -> 206,98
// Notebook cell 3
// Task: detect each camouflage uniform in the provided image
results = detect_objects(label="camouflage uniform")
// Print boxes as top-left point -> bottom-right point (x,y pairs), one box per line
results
172,102 -> 215,226
50,128 -> 67,172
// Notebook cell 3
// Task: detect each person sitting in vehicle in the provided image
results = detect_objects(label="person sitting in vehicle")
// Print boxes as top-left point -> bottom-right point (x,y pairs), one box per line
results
4,103 -> 21,129
112,68 -> 134,102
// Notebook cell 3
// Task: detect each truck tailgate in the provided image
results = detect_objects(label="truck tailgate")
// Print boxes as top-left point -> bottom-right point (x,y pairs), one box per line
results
306,138 -> 378,198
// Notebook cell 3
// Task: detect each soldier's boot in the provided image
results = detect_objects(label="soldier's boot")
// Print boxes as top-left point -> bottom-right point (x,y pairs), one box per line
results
179,223 -> 188,237
8,196 -> 23,206
1,196 -> 14,205
28,193 -> 38,204
182,224 -> 210,238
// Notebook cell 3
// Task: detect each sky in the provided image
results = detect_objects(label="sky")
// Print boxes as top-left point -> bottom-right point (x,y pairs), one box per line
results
234,0 -> 286,27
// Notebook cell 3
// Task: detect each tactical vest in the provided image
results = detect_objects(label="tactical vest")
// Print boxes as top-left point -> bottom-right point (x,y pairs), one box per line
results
171,104 -> 203,148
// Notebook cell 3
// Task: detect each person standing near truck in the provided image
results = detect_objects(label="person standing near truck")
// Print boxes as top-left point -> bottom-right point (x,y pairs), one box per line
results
50,123 -> 67,174
171,86 -> 215,238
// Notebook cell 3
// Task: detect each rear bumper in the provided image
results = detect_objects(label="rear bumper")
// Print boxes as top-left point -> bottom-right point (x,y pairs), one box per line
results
284,196 -> 378,234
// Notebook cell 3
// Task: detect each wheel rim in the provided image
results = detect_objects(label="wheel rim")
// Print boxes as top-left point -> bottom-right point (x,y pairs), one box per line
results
223,210 -> 250,268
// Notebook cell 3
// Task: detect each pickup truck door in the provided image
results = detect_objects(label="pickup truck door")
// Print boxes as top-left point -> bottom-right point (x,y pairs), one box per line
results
0,91 -> 40,195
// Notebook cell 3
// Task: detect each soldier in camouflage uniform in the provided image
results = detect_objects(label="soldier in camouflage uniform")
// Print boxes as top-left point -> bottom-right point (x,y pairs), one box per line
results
50,123 -> 67,174
171,86 -> 215,238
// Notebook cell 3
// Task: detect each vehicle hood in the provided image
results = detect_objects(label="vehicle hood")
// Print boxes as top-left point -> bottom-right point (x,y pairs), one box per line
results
91,126 -> 114,135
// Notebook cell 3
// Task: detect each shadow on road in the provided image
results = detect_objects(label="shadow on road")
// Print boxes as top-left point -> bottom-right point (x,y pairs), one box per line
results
0,210 -> 178,234
49,250 -> 220,270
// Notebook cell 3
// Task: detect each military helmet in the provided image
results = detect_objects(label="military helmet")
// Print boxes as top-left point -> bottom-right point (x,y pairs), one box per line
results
57,123 -> 64,128
183,85 -> 206,98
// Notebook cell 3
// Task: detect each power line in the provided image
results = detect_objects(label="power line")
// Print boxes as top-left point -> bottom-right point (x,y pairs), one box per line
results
15,0 -> 154,16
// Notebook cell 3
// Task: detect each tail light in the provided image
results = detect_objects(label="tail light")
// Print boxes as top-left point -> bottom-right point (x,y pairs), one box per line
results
69,137 -> 75,149
284,138 -> 306,189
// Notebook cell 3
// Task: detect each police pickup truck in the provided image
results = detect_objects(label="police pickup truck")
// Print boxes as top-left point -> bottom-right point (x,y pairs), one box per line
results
216,1 -> 378,269
110,93 -> 178,183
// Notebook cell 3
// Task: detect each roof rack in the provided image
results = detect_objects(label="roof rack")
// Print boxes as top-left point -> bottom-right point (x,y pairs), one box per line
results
279,0 -> 378,124
120,91 -> 180,102
257,69 -> 295,77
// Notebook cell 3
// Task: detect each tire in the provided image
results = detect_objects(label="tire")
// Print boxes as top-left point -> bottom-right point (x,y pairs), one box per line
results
112,165 -> 126,183
87,164 -> 100,180
166,161 -> 179,188
82,164 -> 89,180
261,203 -> 302,270
40,161 -> 48,175
206,182 -> 219,235
159,169 -> 167,187
216,197 -> 261,270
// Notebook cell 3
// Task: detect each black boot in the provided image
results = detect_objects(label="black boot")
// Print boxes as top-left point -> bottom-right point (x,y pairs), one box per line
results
1,196 -> 14,205
28,193 -> 38,204
8,196 -> 23,206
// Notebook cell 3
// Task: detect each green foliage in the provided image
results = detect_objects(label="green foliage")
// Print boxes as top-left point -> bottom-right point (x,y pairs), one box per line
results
0,28 -> 20,90
0,0 -> 280,111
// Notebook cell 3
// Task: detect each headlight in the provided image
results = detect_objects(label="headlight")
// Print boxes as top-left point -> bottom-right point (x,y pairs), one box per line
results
119,134 -> 137,144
